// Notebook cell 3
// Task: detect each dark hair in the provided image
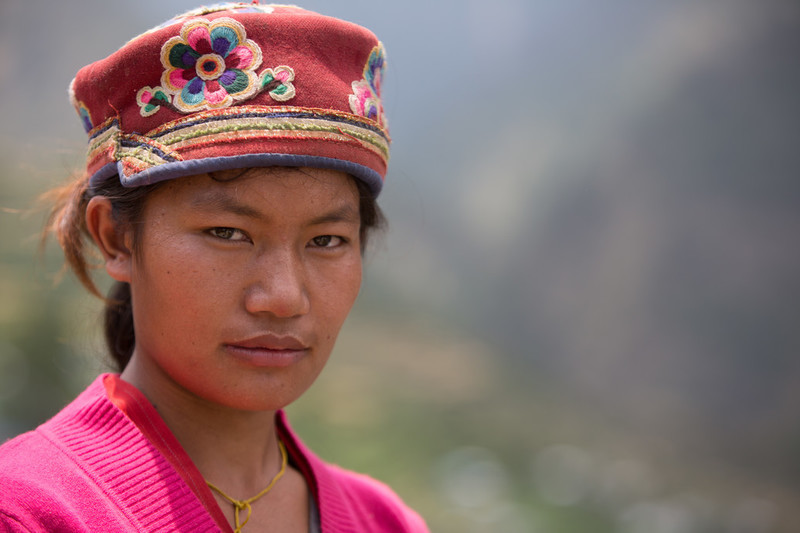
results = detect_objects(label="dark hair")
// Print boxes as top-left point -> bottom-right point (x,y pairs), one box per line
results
44,170 -> 386,371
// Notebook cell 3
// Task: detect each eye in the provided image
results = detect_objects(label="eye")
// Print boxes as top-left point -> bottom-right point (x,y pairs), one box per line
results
309,235 -> 344,248
208,227 -> 249,242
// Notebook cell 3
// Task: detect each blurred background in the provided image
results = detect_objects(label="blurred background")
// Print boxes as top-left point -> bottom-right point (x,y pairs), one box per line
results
1,1 -> 799,532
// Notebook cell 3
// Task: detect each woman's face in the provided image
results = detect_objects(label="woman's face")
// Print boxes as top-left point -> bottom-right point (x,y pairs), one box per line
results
122,167 -> 363,411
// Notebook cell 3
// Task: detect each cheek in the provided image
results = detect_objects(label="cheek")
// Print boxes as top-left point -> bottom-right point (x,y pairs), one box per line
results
320,256 -> 362,324
131,241 -> 232,324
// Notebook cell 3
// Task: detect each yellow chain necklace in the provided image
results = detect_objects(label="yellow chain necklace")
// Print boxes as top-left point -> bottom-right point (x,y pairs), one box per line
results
206,440 -> 288,533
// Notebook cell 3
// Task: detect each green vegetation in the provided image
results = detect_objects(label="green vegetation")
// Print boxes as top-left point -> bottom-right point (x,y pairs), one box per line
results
2,175 -> 798,531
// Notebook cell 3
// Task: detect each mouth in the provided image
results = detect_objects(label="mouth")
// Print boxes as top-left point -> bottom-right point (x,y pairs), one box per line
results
224,334 -> 310,367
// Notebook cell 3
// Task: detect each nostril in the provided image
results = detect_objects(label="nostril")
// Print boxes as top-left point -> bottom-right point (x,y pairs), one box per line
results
243,274 -> 310,318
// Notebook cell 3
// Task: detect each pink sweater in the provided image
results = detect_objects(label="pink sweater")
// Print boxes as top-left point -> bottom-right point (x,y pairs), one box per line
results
0,375 -> 428,532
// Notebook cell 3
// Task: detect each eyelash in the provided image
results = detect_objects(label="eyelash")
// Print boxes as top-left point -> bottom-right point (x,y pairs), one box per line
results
208,228 -> 346,248
309,235 -> 345,248
208,227 -> 250,242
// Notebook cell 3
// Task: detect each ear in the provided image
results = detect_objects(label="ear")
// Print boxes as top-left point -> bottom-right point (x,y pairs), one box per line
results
85,197 -> 133,283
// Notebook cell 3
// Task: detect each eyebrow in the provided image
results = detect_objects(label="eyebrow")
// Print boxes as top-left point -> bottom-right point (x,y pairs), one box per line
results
190,191 -> 264,219
189,191 -> 360,225
309,204 -> 360,226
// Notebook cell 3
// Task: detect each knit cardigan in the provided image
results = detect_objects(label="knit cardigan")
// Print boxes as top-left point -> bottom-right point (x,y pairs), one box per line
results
0,375 -> 428,532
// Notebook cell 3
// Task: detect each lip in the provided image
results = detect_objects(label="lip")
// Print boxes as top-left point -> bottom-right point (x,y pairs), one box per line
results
224,334 -> 309,368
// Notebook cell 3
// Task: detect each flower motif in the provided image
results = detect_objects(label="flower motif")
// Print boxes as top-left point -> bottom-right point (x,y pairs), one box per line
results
69,78 -> 94,132
160,17 -> 263,112
136,86 -> 173,117
259,66 -> 296,102
349,43 -> 386,126
77,102 -> 94,133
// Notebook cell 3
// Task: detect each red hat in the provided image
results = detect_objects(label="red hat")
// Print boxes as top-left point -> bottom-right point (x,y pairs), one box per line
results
69,3 -> 390,196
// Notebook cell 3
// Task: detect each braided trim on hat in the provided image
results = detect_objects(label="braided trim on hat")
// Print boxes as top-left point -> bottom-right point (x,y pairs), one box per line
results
150,107 -> 389,158
84,106 -> 389,188
72,5 -> 391,195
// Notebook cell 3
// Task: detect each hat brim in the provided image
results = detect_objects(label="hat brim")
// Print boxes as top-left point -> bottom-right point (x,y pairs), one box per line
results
88,153 -> 383,197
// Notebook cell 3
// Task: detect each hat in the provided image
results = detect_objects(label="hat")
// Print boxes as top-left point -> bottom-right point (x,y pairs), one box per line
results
69,2 -> 389,196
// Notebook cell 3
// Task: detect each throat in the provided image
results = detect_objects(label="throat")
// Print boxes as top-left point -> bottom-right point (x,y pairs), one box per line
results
206,440 -> 289,533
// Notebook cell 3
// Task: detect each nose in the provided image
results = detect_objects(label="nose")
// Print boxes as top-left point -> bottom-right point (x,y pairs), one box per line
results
244,249 -> 310,318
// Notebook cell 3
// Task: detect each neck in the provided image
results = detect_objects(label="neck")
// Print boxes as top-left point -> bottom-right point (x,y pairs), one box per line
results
120,355 -> 284,497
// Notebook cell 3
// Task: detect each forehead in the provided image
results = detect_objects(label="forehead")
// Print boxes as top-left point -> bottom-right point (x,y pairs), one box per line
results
149,167 -> 360,214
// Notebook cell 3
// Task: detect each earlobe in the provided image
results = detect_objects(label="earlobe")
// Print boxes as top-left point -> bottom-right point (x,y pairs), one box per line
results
85,197 -> 133,283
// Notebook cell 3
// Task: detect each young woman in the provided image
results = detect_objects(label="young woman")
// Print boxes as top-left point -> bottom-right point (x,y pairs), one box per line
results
0,3 -> 428,532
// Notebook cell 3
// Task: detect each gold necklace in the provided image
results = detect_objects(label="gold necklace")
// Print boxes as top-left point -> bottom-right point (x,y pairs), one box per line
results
206,440 -> 288,533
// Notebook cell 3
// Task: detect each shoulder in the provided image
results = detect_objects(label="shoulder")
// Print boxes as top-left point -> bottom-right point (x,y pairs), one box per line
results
0,431 -> 84,532
315,461 -> 430,533
0,429 -> 63,490
0,375 -> 111,493
0,377 -> 140,532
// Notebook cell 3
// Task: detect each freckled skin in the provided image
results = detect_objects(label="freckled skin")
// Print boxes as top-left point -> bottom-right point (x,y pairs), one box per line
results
118,168 -> 363,412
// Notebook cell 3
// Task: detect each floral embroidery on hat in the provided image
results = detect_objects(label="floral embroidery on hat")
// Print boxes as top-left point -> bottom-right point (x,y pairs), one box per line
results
259,66 -> 296,102
136,86 -> 175,117
76,102 -> 94,133
69,79 -> 94,132
160,17 -> 263,112
349,43 -> 386,127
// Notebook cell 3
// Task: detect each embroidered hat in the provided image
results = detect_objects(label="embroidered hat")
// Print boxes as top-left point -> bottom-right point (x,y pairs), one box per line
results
68,3 -> 389,196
